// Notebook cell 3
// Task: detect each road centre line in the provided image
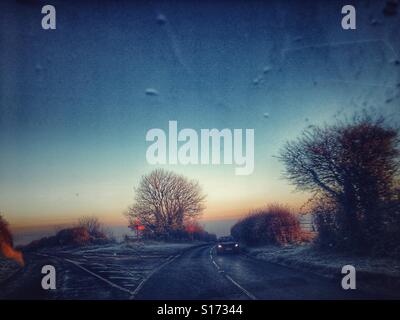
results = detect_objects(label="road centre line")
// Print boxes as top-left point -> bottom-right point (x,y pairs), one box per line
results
209,246 -> 257,300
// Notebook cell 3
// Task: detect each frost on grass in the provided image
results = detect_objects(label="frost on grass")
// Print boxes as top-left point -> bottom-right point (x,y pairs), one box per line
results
64,241 -> 196,257
247,244 -> 400,279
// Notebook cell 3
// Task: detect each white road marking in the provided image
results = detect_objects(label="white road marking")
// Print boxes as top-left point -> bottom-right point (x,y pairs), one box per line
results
36,245 -> 213,299
64,258 -> 134,295
37,252 -> 179,297
130,254 -> 182,299
224,275 -> 257,300
209,246 -> 257,300
212,260 -> 220,270
39,252 -> 165,296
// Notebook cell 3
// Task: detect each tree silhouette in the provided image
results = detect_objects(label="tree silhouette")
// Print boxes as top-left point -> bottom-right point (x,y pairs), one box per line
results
279,114 -> 400,252
126,169 -> 206,236
77,216 -> 105,238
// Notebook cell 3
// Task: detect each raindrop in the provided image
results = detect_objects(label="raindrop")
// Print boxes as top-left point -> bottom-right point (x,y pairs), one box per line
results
145,88 -> 159,96
369,15 -> 382,26
156,13 -> 167,25
263,66 -> 271,74
370,19 -> 381,26
35,63 -> 43,73
263,112 -> 269,119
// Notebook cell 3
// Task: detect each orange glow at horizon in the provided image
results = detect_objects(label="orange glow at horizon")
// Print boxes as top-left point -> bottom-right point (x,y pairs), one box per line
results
7,191 -> 308,232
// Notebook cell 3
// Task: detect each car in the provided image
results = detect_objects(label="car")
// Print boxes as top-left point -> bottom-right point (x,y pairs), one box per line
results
216,236 -> 240,254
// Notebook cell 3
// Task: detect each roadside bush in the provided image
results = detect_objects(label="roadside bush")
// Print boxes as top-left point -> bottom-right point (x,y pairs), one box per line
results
312,196 -> 340,250
312,192 -> 400,258
56,227 -> 91,246
382,193 -> 400,258
24,226 -> 112,251
77,216 -> 107,239
231,205 -> 303,246
280,112 -> 400,258
0,215 -> 24,265
0,214 -> 13,248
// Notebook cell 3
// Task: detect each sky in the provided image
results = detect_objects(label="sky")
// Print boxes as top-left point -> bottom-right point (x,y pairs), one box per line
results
0,0 -> 399,237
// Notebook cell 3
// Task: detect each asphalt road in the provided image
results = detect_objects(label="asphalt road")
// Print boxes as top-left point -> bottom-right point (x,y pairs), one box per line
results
135,245 -> 374,300
0,244 -> 382,300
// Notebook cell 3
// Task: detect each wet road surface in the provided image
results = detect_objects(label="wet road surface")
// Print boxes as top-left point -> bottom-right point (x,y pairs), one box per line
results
0,245 -> 384,299
135,245 -> 375,300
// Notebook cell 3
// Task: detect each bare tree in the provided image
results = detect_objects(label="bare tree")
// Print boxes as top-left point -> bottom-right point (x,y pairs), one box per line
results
77,216 -> 104,238
281,117 -> 398,193
279,113 -> 400,251
126,169 -> 206,235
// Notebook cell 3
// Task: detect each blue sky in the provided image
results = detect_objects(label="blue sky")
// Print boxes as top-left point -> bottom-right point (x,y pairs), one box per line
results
0,0 -> 399,231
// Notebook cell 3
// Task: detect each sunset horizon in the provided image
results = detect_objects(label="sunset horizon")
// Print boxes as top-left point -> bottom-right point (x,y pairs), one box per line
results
1,0 -> 399,304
